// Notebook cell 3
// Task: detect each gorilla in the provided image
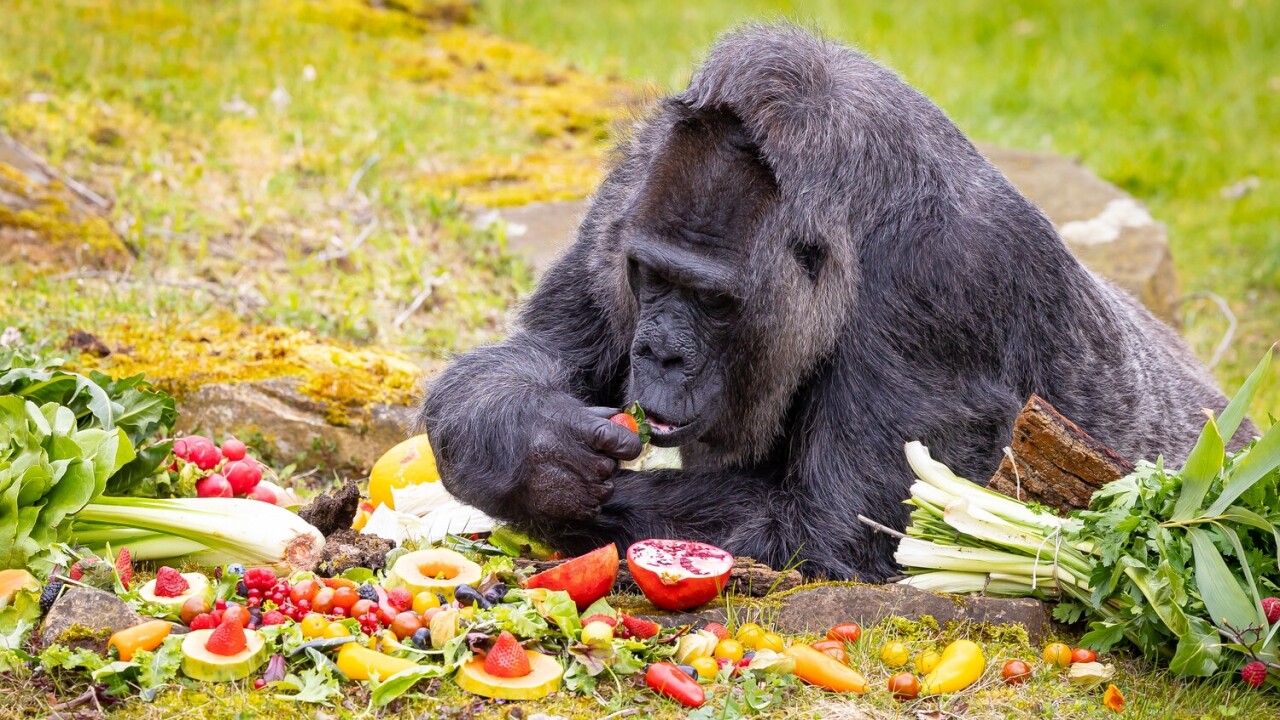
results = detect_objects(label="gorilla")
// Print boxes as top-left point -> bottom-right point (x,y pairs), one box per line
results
419,25 -> 1235,581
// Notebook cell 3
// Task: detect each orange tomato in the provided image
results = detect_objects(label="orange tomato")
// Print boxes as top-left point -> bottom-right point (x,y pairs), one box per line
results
826,623 -> 862,644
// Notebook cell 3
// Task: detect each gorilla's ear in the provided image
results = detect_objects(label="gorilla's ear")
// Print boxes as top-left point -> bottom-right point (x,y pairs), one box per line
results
789,236 -> 826,282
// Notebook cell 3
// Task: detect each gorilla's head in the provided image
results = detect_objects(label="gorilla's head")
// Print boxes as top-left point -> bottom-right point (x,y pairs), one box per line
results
618,102 -> 853,461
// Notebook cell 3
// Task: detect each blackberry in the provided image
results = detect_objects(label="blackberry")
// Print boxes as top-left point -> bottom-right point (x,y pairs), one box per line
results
39,580 -> 64,613
357,584 -> 378,602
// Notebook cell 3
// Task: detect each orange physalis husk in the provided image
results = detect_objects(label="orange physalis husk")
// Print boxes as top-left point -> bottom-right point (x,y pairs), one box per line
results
1104,684 -> 1125,713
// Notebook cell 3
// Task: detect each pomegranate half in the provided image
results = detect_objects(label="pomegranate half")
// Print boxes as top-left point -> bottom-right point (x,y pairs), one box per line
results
523,544 -> 619,610
626,539 -> 733,611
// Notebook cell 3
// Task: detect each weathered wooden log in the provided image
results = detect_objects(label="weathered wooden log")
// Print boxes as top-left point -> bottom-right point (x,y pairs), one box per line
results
986,394 -> 1133,513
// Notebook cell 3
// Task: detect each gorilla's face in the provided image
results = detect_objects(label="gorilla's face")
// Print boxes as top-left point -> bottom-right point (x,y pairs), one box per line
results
621,107 -> 779,447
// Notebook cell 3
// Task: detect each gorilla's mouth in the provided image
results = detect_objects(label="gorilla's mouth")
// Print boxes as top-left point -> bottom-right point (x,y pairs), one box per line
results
646,413 -> 700,446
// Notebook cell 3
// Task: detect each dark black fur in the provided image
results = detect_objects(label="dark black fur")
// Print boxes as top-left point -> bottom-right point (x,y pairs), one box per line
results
419,25 -> 1237,581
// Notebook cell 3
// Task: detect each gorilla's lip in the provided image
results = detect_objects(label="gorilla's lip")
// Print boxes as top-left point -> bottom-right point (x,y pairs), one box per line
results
646,414 -> 700,446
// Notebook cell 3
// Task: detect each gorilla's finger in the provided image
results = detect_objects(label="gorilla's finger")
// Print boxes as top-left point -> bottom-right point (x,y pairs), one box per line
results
579,414 -> 643,460
584,406 -> 623,419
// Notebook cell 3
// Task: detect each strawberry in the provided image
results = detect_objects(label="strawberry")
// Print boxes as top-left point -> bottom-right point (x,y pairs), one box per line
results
483,631 -> 531,678
609,413 -> 639,433
387,587 -> 412,613
189,613 -> 218,630
1242,660 -> 1269,689
618,614 -> 660,640
244,567 -> 276,591
153,566 -> 190,598
204,616 -> 247,657
115,548 -> 133,590
1264,597 -> 1280,625
68,557 -> 114,589
702,622 -> 729,641
581,614 -> 617,628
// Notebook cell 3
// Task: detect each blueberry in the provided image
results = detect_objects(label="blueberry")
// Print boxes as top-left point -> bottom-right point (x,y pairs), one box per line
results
482,583 -> 508,605
357,584 -> 378,602
453,584 -> 491,609
227,563 -> 246,576
678,664 -> 698,681
236,580 -> 248,596
742,651 -> 756,661
411,627 -> 432,649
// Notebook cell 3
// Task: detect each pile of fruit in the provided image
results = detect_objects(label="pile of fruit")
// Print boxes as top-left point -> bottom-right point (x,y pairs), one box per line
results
177,434 -> 290,506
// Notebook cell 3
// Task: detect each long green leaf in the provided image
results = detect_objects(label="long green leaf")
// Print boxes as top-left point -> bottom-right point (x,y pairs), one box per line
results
1187,527 -> 1263,634
1218,346 -> 1273,443
1171,417 -> 1225,521
1206,420 -> 1280,516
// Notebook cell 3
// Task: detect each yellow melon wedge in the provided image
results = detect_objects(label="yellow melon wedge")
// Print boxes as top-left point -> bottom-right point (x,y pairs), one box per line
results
455,650 -> 563,700
389,548 -> 482,601
181,628 -> 266,682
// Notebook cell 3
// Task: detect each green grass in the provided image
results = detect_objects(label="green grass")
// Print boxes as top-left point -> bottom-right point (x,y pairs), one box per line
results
482,0 -> 1280,419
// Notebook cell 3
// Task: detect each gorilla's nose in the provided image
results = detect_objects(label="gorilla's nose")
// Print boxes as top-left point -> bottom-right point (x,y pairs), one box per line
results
635,341 -> 686,373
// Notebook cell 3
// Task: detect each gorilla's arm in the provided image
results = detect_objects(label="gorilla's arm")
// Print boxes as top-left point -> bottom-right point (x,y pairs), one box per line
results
419,244 -> 641,525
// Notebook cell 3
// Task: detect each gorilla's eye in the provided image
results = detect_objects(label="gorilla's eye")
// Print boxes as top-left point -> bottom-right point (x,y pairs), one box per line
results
790,238 -> 826,282
702,292 -> 735,317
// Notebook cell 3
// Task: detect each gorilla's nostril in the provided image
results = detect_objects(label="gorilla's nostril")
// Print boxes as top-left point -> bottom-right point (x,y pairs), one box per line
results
660,355 -> 684,371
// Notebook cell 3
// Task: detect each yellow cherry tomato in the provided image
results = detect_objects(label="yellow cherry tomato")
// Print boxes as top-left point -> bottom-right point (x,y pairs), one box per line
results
1043,642 -> 1072,668
916,649 -> 941,674
691,656 -> 720,682
757,632 -> 785,653
881,642 -> 910,669
412,591 -> 441,615
300,613 -> 328,639
323,622 -> 352,639
714,639 -> 746,662
736,623 -> 765,649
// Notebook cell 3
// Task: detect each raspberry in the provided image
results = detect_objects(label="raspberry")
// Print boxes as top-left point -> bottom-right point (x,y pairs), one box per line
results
1242,660 -> 1269,689
189,613 -> 219,630
618,614 -> 660,640
261,610 -> 287,626
483,631 -> 531,678
1263,597 -> 1280,625
153,566 -> 190,597
244,567 -> 277,591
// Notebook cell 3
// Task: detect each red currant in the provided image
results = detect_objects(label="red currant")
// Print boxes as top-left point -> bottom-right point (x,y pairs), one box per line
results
214,599 -> 227,611
247,597 -> 261,608
333,607 -> 347,618
253,678 -> 267,690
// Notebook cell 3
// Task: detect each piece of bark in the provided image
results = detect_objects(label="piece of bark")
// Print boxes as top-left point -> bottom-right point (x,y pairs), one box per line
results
987,395 -> 1133,513
516,555 -> 804,598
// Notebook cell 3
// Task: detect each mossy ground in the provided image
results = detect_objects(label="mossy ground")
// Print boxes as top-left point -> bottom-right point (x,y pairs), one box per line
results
6,608 -> 1277,719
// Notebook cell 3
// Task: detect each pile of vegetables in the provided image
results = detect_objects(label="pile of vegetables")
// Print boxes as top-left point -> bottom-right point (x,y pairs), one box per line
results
892,350 -> 1280,685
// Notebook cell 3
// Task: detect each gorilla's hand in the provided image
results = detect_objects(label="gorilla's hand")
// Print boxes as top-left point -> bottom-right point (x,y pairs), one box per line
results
521,398 -> 643,521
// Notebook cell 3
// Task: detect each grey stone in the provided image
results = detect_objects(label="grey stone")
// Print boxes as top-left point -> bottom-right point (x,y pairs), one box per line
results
175,377 -> 417,473
40,586 -> 145,654
498,147 -> 1178,324
633,583 -> 1048,641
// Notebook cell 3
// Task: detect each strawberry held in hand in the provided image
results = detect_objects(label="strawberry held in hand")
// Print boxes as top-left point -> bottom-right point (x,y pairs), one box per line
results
484,631 -> 531,678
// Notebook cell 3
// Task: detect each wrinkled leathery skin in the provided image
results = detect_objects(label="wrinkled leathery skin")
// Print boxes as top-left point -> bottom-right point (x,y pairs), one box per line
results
418,24 -> 1244,582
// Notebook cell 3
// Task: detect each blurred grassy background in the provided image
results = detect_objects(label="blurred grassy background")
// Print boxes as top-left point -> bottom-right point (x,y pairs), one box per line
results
482,0 -> 1280,417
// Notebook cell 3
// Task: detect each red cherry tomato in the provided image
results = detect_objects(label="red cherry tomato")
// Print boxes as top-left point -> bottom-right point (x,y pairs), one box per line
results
1002,659 -> 1033,684
1071,648 -> 1098,664
888,672 -> 919,701
810,640 -> 848,663
826,623 -> 862,644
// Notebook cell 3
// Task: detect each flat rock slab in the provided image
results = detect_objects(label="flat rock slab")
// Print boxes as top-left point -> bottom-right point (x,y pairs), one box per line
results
176,377 -> 416,473
635,583 -> 1048,642
499,146 -> 1177,325
40,586 -> 145,654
